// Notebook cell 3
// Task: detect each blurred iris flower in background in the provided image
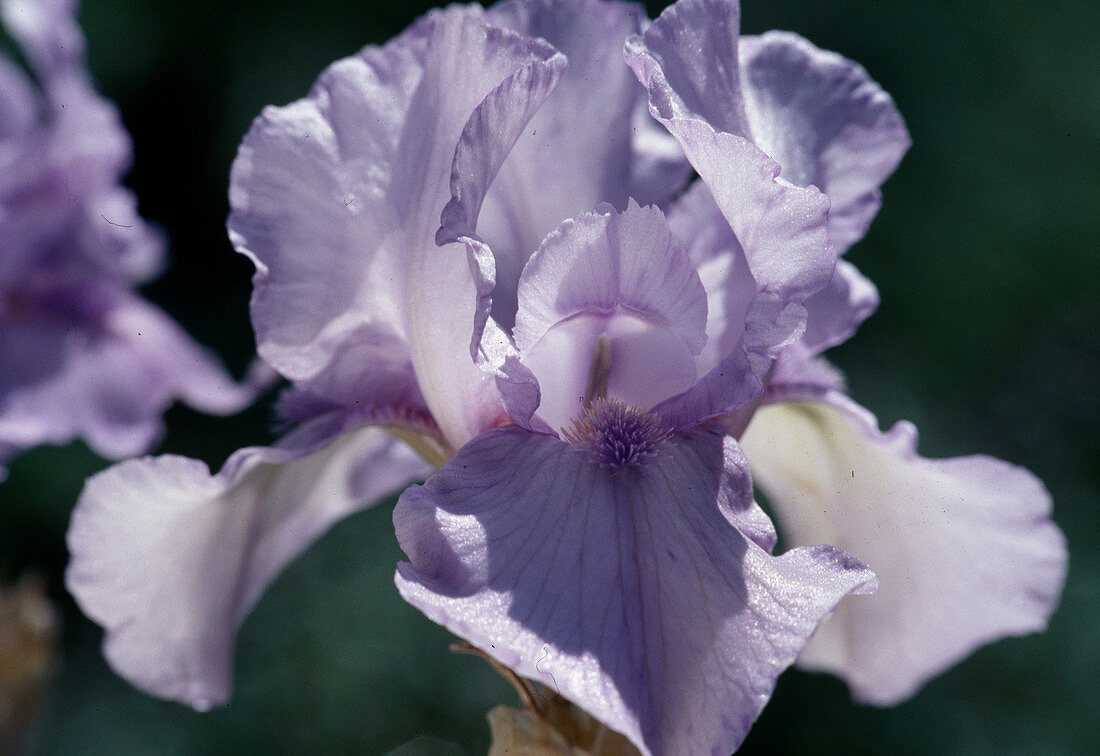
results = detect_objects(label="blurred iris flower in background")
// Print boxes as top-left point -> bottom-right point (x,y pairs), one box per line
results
0,0 -> 262,479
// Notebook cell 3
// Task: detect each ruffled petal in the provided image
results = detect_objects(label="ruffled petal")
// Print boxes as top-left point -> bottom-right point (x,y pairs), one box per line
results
0,286 -> 262,464
739,393 -> 1068,705
448,0 -> 686,329
395,425 -> 876,755
640,123 -> 829,426
511,201 -> 708,431
228,53 -> 421,389
231,7 -> 560,448
801,259 -> 879,354
739,32 -> 910,253
66,417 -> 431,709
621,0 -> 750,138
436,46 -> 567,351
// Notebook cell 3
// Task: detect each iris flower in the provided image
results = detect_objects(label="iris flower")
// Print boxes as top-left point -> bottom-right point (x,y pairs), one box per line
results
0,0 -> 259,475
65,0 -> 1066,753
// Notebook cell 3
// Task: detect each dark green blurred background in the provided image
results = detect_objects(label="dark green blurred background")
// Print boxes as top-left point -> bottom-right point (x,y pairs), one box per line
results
3,0 -> 1097,752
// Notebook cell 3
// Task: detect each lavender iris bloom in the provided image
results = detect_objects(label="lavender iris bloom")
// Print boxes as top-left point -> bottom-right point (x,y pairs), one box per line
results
0,0 -> 258,475
65,0 -> 1066,753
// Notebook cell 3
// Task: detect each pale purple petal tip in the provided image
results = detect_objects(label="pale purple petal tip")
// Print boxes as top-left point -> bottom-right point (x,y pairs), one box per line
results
66,420 -> 430,708
623,0 -> 750,137
739,31 -> 911,253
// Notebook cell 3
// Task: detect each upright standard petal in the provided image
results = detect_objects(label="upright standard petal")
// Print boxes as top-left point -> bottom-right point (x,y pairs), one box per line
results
444,0 -> 687,329
230,6 -> 563,448
739,31 -> 910,253
66,416 -> 432,709
622,0 -> 750,137
395,425 -> 876,756
739,393 -> 1067,705
639,120 -> 832,427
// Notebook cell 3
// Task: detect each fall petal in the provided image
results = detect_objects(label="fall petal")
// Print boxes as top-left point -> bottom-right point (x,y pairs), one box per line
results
395,425 -> 875,755
740,394 -> 1068,705
66,418 -> 430,709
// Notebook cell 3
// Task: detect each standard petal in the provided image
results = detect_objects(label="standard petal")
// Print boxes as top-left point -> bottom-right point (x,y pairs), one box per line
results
801,259 -> 879,354
739,32 -> 910,253
228,82 -> 413,388
645,124 -> 831,427
436,49 -> 567,352
625,0 -> 835,304
621,0 -> 750,137
66,418 -> 431,709
511,202 -> 708,431
450,0 -> 687,329
230,7 -> 559,448
395,426 -> 875,755
739,394 -> 1068,705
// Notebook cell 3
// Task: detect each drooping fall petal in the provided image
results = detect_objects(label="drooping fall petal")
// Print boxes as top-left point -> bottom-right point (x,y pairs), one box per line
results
66,417 -> 430,709
395,425 -> 875,755
740,393 -> 1067,705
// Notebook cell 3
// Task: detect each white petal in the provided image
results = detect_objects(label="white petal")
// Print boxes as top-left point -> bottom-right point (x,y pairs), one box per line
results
66,419 -> 430,709
740,395 -> 1067,704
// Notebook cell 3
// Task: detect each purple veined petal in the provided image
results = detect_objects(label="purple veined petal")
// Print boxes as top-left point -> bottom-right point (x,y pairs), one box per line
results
66,415 -> 432,710
511,201 -> 708,433
394,425 -> 876,756
0,286 -> 264,465
444,0 -> 687,330
622,0 -> 751,138
739,392 -> 1068,705
739,32 -> 911,254
798,258 -> 879,354
230,7 -> 560,449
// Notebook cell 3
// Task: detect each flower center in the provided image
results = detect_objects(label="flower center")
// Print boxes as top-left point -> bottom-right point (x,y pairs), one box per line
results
563,398 -> 670,468
561,334 -> 670,468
